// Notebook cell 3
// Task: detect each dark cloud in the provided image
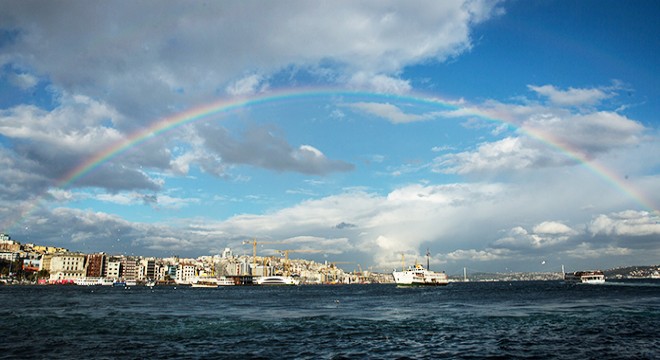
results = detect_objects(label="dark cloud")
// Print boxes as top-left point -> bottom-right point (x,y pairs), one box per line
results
335,222 -> 357,229
200,124 -> 354,175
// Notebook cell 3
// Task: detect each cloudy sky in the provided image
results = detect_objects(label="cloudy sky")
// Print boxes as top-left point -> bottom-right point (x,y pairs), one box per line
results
1,0 -> 658,274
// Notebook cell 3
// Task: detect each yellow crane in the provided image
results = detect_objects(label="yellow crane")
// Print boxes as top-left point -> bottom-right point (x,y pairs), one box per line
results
277,249 -> 321,275
242,238 -> 281,269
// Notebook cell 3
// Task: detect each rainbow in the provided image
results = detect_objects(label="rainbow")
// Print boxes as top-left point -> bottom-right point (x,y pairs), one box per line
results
4,88 -> 657,233
58,89 -> 462,187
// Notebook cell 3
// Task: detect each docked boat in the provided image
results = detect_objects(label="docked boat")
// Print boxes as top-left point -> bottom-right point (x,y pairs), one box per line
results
392,263 -> 448,286
190,277 -> 220,288
564,270 -> 605,284
217,276 -> 235,286
255,275 -> 300,286
75,277 -> 114,286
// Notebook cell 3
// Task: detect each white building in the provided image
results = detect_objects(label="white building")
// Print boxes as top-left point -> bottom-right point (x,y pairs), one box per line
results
176,264 -> 196,284
49,253 -> 86,283
106,260 -> 121,280
0,252 -> 18,262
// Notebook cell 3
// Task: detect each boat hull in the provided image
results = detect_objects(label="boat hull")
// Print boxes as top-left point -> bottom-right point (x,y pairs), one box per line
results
191,283 -> 219,288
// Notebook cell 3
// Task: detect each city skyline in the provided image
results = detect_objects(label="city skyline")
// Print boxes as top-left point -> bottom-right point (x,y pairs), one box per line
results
1,1 -> 659,273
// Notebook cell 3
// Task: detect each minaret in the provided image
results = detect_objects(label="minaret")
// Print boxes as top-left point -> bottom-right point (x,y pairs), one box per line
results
426,248 -> 430,270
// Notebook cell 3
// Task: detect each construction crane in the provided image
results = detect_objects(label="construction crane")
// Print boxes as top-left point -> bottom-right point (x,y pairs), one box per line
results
325,261 -> 353,269
277,249 -> 321,275
242,238 -> 281,269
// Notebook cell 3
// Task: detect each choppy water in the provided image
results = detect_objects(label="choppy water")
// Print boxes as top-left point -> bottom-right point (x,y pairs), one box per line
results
1,280 -> 658,359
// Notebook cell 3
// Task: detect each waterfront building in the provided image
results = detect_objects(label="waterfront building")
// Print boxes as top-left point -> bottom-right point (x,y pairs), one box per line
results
154,261 -> 168,281
140,258 -> 156,281
176,263 -> 195,284
166,264 -> 177,279
40,254 -> 52,273
48,252 -> 86,283
86,253 -> 106,278
120,257 -> 139,281
106,259 -> 121,280
22,254 -> 41,272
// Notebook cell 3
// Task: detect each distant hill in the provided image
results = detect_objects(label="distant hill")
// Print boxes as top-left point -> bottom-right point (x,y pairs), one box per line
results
605,265 -> 660,279
444,265 -> 660,282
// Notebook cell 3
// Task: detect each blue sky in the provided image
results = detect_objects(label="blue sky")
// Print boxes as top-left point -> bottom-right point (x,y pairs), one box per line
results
1,1 -> 659,274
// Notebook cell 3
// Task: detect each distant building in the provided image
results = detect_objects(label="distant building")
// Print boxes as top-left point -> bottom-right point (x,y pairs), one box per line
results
222,247 -> 233,259
147,259 -> 156,279
31,245 -> 69,254
0,234 -> 20,252
106,259 -> 121,280
22,255 -> 41,272
49,253 -> 86,283
176,263 -> 195,283
0,252 -> 19,262
86,253 -> 106,278
120,257 -> 139,281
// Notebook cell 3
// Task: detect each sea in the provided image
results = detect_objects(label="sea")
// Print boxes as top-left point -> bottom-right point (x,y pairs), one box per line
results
1,280 -> 658,359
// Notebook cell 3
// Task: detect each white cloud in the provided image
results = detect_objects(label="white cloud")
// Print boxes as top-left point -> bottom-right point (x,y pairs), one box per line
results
225,74 -> 268,96
9,72 -> 39,90
494,221 -> 577,249
528,84 -> 611,107
348,101 -> 439,123
588,210 -> 660,237
0,94 -> 123,147
445,248 -> 513,261
522,111 -> 645,156
47,188 -> 75,202
348,73 -> 412,94
433,137 -> 551,174
0,94 -> 165,191
1,1 -> 501,117
563,243 -> 632,259
533,221 -> 577,235
433,85 -> 649,175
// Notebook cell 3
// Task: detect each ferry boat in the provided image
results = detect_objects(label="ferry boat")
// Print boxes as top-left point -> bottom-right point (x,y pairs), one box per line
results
392,263 -> 449,286
75,277 -> 114,286
191,277 -> 220,288
255,275 -> 300,286
217,276 -> 235,286
564,270 -> 605,284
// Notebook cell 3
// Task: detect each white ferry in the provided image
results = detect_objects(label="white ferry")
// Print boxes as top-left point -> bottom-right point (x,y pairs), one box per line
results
392,263 -> 448,286
255,275 -> 300,286
190,277 -> 220,288
113,279 -> 137,287
75,277 -> 114,286
217,276 -> 235,286
564,270 -> 605,284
